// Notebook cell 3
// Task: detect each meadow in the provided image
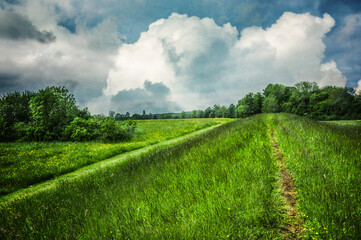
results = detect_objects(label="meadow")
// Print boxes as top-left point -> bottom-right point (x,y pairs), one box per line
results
1,116 -> 285,239
322,119 -> 361,127
0,118 -> 230,196
272,114 -> 361,239
1,114 -> 360,239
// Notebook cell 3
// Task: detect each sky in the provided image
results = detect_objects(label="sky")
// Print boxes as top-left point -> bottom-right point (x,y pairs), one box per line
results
0,0 -> 361,114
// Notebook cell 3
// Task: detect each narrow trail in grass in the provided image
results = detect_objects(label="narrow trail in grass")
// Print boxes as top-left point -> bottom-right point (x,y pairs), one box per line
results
270,130 -> 302,239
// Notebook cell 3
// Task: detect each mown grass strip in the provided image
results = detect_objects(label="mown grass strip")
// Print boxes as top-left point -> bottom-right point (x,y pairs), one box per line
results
0,118 -> 230,196
0,116 -> 283,239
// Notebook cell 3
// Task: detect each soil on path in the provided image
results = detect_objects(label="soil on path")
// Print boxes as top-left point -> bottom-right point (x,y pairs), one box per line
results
271,131 -> 303,239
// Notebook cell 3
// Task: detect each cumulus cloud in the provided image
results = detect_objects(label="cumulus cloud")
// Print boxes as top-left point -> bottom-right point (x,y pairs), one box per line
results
104,12 -> 346,111
326,13 -> 361,89
0,0 -> 350,114
356,80 -> 361,95
319,60 -> 347,87
0,1 -> 122,107
338,13 -> 361,39
0,10 -> 55,43
111,80 -> 181,114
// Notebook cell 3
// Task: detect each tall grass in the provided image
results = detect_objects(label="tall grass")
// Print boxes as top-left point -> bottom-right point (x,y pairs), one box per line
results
271,113 -> 361,239
0,116 -> 283,239
322,119 -> 361,127
0,118 -> 230,196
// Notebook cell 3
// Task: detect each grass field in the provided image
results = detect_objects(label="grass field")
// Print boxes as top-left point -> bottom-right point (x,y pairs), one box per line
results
0,118 -> 230,196
322,119 -> 361,127
1,114 -> 360,239
272,114 -> 361,239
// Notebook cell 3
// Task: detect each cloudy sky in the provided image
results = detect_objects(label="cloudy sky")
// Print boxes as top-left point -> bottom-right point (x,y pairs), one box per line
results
1,0 -> 360,114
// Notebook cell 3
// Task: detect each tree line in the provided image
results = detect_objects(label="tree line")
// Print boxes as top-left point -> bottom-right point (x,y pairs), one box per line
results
112,82 -> 361,121
1,82 -> 360,142
0,86 -> 136,142
235,82 -> 361,120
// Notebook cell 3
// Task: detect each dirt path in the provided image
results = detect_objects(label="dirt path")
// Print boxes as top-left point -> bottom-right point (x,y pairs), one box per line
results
270,131 -> 303,239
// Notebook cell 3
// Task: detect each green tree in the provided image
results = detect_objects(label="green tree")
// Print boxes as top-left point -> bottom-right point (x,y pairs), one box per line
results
28,86 -> 78,141
109,111 -> 115,119
226,104 -> 235,118
190,110 -> 197,118
0,91 -> 35,141
262,95 -> 279,113
204,107 -> 214,118
180,111 -> 186,119
235,93 -> 263,118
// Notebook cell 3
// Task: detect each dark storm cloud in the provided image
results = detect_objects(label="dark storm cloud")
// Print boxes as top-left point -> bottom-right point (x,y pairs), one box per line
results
0,11 -> 56,43
111,80 -> 181,114
0,72 -> 19,91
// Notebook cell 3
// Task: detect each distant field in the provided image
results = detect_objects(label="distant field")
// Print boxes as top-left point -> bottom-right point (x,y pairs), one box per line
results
322,119 -> 361,127
0,118 -> 230,196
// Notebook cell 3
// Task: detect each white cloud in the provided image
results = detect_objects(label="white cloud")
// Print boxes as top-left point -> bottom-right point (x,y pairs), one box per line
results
0,1 -> 349,114
319,60 -> 347,87
104,12 -> 346,112
0,1 -> 122,106
338,13 -> 361,39
356,80 -> 361,95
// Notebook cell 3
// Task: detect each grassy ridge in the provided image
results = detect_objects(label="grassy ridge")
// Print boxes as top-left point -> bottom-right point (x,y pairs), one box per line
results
0,116 -> 283,239
0,118 -> 229,196
272,114 -> 361,239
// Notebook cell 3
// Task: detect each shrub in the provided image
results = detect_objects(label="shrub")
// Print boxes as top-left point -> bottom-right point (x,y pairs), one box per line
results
63,117 -> 136,142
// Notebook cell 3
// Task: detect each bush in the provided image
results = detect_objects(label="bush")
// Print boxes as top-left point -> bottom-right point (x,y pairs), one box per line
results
99,119 -> 136,142
63,117 -> 136,142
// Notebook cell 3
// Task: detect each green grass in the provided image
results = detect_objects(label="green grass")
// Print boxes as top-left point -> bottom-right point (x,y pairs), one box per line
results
0,118 -> 230,196
322,119 -> 361,127
1,114 -> 360,239
0,116 -> 284,239
271,113 -> 361,239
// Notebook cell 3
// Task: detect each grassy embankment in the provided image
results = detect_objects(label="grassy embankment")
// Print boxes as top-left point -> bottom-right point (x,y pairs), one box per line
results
271,114 -> 361,239
1,114 -> 360,239
0,116 -> 284,239
0,118 -> 229,196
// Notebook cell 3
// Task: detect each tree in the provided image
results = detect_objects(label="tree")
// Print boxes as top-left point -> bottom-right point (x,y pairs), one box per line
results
0,91 -> 35,141
235,93 -> 263,118
109,111 -> 115,119
180,111 -> 186,119
28,86 -> 78,141
196,110 -> 204,118
294,81 -> 319,94
204,107 -> 213,118
226,104 -> 235,118
215,106 -> 227,118
142,110 -> 146,119
190,110 -> 197,118
262,95 -> 279,113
